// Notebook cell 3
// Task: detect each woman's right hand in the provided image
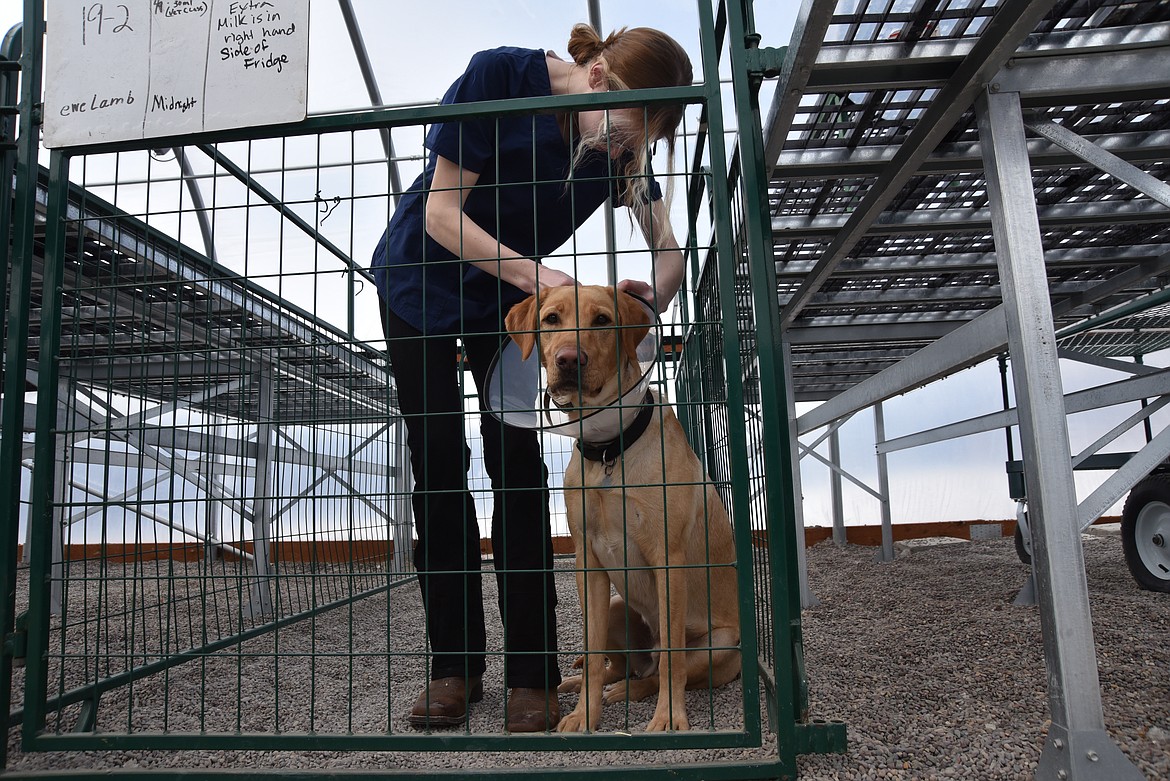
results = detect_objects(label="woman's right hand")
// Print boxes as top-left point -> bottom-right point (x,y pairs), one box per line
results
427,155 -> 576,295
533,266 -> 577,291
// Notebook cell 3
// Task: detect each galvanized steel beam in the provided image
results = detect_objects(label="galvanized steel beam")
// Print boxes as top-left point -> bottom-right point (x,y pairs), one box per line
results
797,305 -> 1008,435
773,130 -> 1170,178
877,367 -> 1170,455
1026,118 -> 1170,208
977,86 -> 1142,781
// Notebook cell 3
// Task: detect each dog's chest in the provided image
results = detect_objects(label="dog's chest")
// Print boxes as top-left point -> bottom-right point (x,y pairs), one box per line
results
587,490 -> 648,566
579,464 -> 662,623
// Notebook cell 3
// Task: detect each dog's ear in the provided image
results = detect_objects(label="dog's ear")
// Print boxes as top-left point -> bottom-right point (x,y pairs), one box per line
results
616,291 -> 653,363
504,294 -> 540,360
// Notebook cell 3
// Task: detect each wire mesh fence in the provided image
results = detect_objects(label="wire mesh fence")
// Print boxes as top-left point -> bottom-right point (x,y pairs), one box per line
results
14,145 -> 417,741
12,87 -> 771,754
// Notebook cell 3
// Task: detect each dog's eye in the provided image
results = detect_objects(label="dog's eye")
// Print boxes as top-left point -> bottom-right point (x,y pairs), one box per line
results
543,312 -> 560,326
592,314 -> 612,327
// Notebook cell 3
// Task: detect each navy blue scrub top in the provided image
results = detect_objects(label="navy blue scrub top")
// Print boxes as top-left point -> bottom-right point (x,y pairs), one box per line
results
370,46 -> 660,336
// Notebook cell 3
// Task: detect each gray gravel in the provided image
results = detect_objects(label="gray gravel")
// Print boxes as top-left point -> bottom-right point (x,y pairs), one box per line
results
4,532 -> 1167,778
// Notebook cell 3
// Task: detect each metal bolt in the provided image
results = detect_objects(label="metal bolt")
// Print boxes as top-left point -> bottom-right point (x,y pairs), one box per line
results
1153,533 -> 1165,547
1087,750 -> 1100,762
1054,738 -> 1064,750
1057,771 -> 1068,780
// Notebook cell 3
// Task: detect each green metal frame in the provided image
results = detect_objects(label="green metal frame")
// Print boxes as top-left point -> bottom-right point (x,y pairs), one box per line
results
1,4 -> 42,772
2,0 -> 845,777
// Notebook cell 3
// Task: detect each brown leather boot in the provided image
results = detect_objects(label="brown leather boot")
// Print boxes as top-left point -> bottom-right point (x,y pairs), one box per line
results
408,676 -> 483,728
505,687 -> 560,732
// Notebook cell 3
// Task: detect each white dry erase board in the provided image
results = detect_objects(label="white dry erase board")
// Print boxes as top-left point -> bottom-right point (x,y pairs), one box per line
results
44,0 -> 310,148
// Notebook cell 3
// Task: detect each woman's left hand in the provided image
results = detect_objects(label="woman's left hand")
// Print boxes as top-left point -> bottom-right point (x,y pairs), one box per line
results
617,278 -> 663,313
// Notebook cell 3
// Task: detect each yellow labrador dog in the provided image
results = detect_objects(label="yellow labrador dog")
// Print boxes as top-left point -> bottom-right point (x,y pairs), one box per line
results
503,285 -> 740,732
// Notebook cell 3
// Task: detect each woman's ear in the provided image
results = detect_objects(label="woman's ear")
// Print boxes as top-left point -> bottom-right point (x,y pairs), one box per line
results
587,59 -> 609,91
504,295 -> 540,360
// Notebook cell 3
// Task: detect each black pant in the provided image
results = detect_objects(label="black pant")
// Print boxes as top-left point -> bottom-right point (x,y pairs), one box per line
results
381,302 -> 560,690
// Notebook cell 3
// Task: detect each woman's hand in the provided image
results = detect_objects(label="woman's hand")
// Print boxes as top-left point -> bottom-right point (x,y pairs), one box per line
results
427,155 -> 578,295
617,278 -> 660,311
535,266 -> 578,291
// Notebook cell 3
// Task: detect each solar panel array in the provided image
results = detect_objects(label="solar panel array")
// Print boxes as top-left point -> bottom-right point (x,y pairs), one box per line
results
27,176 -> 392,424
761,0 -> 1170,401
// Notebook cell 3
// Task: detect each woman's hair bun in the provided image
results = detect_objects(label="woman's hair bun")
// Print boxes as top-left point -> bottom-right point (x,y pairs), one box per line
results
566,23 -> 622,65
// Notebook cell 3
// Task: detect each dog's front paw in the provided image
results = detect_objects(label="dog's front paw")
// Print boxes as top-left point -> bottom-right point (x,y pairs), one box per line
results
557,675 -> 583,694
601,681 -> 627,705
646,707 -> 690,732
556,707 -> 595,733
603,676 -> 657,704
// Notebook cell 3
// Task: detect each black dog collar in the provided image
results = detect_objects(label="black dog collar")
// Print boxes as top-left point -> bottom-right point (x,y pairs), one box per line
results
576,391 -> 656,469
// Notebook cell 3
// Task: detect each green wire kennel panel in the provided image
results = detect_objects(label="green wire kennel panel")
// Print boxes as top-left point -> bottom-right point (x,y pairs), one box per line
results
2,1 -> 839,777
17,151 -> 417,735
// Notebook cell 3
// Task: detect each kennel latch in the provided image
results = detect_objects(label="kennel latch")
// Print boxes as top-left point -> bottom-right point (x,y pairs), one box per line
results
3,610 -> 28,666
743,38 -> 787,79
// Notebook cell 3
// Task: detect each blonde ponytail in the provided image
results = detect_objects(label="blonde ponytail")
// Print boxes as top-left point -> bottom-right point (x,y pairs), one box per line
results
564,24 -> 691,226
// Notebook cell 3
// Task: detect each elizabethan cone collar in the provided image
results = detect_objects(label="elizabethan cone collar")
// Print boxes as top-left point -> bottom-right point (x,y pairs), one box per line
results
483,294 -> 660,441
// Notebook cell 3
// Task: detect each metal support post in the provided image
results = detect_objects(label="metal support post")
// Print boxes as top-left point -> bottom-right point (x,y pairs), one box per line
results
204,421 -> 226,564
172,147 -> 217,263
976,87 -> 1142,781
247,369 -> 277,619
829,427 -> 845,546
873,402 -> 894,563
49,446 -> 65,616
389,416 -> 413,575
783,340 -> 819,608
48,381 -> 75,617
587,0 -> 618,284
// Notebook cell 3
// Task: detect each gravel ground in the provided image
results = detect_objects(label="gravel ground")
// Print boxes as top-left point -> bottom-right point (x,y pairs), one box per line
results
4,531 -> 1167,779
796,532 -> 1168,780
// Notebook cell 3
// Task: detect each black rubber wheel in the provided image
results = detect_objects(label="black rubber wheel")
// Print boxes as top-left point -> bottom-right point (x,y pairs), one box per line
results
1120,475 -> 1170,593
1011,500 -> 1032,565
1013,521 -> 1031,566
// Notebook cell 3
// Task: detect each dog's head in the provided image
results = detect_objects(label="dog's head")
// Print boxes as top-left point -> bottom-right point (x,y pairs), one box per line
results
504,285 -> 652,409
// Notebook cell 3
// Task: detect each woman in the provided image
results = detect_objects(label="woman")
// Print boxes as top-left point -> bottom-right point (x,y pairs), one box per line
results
371,23 -> 691,732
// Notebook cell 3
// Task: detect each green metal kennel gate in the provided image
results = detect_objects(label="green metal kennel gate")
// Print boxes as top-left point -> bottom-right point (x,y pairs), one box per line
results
1,1 -> 842,777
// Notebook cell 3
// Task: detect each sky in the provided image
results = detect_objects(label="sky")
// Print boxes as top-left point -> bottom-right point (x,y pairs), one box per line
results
5,1 -> 1165,539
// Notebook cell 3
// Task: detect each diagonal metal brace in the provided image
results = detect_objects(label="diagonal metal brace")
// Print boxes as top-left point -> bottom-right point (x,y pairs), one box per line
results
1026,116 -> 1170,208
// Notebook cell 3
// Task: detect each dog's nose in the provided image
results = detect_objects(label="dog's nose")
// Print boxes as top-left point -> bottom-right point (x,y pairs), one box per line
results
555,348 -> 588,373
